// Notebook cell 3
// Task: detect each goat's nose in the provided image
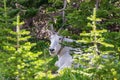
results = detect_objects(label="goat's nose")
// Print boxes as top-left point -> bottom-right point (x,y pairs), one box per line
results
49,49 -> 55,52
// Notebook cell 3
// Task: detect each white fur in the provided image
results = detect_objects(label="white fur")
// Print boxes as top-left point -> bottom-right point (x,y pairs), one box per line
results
55,49 -> 72,72
49,33 -> 74,72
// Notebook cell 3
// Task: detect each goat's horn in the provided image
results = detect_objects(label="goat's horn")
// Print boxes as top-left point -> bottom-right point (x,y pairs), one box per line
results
50,24 -> 54,32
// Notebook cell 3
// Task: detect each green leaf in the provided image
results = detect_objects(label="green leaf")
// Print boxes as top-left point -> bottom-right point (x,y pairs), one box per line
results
98,42 -> 114,47
96,18 -> 101,21
80,33 -> 91,36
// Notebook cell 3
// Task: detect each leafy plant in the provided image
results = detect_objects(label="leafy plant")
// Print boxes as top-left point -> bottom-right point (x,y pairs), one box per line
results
73,7 -> 120,80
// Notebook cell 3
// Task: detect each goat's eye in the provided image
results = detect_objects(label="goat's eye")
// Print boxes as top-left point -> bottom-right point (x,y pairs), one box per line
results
59,38 -> 62,40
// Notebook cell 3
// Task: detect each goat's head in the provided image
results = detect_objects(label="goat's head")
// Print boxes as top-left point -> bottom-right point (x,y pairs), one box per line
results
49,24 -> 74,56
49,32 -> 64,56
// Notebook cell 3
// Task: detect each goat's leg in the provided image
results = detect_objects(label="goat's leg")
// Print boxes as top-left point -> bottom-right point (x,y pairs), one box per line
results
55,61 -> 60,67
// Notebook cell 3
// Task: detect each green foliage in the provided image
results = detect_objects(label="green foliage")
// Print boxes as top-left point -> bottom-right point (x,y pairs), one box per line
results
66,0 -> 120,31
0,1 -> 48,79
78,8 -> 114,53
0,0 -> 120,80
73,7 -> 120,80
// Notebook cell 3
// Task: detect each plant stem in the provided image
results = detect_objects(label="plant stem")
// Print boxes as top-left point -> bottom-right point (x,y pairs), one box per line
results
16,14 -> 20,50
62,0 -> 67,25
44,48 -> 48,79
93,8 -> 98,55
95,0 -> 99,10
